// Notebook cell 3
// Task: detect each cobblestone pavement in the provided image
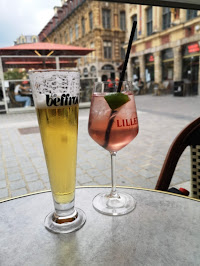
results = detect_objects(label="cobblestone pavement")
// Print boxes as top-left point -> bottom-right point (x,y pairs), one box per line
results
0,94 -> 199,200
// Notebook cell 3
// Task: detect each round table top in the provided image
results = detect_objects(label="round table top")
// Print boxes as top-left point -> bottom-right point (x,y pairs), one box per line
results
0,187 -> 200,266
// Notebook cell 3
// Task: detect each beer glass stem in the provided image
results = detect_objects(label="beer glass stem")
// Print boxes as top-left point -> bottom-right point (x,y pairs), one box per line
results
53,199 -> 76,219
110,152 -> 118,197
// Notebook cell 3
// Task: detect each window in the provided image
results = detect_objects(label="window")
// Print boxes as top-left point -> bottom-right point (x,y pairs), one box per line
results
65,31 -> 68,43
54,38 -> 57,43
90,42 -> 95,58
69,28 -> 73,43
132,14 -> 137,40
60,33 -> 63,43
104,41 -> 112,59
81,17 -> 85,36
162,7 -> 171,30
75,23 -> 79,39
102,9 -> 111,29
146,7 -> 153,36
89,11 -> 93,30
187,10 -> 198,20
120,11 -> 126,31
121,43 -> 125,60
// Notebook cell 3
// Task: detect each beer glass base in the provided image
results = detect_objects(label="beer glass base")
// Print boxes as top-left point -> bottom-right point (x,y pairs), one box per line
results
44,208 -> 86,234
93,192 -> 136,216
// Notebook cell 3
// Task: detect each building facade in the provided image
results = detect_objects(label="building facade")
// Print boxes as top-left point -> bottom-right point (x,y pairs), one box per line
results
38,0 -> 126,82
126,5 -> 200,95
14,35 -> 39,45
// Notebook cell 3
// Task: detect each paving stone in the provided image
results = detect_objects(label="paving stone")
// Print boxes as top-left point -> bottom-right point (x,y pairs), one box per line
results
40,174 -> 49,182
11,188 -> 28,198
24,173 -> 39,182
44,182 -> 51,190
0,180 -> 7,188
94,175 -> 110,185
22,167 -> 37,175
27,180 -> 45,192
8,173 -> 23,182
0,188 -> 9,199
7,167 -> 21,175
77,174 -> 93,185
9,180 -> 26,190
37,167 -> 48,175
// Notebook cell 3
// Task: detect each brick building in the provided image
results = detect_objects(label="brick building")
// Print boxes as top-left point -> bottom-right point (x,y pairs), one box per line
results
38,0 -> 126,82
126,6 -> 200,95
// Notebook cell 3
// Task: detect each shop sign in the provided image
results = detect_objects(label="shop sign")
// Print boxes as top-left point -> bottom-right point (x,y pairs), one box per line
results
145,54 -> 154,63
188,43 -> 200,53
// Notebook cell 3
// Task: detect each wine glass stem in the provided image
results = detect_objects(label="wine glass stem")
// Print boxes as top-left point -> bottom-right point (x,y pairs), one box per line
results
110,151 -> 118,197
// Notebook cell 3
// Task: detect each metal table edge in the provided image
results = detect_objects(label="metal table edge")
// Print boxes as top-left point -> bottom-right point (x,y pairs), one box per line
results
1,186 -> 199,204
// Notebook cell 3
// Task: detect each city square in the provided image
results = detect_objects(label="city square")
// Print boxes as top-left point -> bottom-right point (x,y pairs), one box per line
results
0,94 -> 199,201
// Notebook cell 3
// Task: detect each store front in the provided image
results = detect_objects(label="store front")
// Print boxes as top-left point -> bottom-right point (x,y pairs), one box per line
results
182,42 -> 200,95
101,64 -> 115,81
131,57 -> 140,81
162,48 -> 174,80
145,53 -> 154,82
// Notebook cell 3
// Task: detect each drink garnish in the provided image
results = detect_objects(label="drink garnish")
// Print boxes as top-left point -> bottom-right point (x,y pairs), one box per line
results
104,93 -> 130,110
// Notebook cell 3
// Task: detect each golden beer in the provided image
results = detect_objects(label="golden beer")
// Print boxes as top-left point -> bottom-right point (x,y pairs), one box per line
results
36,104 -> 79,204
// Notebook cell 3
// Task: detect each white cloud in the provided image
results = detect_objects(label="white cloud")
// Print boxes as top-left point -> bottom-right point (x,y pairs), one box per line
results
0,0 -> 61,47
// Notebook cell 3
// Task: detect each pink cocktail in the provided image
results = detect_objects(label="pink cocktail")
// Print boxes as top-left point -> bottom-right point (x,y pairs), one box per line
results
88,81 -> 139,216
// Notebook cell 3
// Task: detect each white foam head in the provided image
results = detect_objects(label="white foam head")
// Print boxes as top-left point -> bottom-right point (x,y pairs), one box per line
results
29,70 -> 80,108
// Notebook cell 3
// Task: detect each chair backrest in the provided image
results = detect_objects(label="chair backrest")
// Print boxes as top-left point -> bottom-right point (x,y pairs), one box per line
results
155,117 -> 200,199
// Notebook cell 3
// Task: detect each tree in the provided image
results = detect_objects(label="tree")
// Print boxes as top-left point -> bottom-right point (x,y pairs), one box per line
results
4,69 -> 27,80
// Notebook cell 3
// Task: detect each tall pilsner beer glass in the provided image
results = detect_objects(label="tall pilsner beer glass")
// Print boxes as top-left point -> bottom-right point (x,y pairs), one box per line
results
29,70 -> 86,234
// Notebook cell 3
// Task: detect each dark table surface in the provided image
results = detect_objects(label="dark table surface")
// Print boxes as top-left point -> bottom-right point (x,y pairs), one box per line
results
0,187 -> 200,266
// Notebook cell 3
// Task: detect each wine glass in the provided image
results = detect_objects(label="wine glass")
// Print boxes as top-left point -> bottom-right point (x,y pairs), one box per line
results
88,81 -> 139,216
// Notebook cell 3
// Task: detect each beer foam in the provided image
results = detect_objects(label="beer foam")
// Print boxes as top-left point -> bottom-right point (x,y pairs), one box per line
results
29,70 -> 80,108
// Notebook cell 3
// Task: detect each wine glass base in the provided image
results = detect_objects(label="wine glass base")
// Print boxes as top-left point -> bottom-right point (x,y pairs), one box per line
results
93,192 -> 136,216
44,208 -> 86,234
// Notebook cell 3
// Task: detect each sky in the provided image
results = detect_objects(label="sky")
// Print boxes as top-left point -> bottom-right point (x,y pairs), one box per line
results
0,0 -> 61,47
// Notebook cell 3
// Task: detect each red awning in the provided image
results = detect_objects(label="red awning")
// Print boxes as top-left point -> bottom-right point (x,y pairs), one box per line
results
0,42 -> 94,56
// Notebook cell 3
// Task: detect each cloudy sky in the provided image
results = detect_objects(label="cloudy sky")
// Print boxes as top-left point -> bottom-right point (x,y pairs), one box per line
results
0,0 -> 61,47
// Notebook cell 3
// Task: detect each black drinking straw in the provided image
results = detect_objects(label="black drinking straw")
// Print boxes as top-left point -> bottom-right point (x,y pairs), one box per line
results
117,20 -> 137,93
103,21 -> 137,148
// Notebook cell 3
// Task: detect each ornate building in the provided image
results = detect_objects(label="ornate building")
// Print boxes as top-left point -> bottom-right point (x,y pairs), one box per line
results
126,5 -> 200,95
38,0 -> 126,81
14,35 -> 39,45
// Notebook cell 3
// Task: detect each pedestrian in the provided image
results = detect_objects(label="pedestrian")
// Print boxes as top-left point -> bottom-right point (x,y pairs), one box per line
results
14,81 -> 31,107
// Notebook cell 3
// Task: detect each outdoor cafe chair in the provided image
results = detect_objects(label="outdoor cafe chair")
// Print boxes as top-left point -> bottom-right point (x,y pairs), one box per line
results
155,117 -> 200,199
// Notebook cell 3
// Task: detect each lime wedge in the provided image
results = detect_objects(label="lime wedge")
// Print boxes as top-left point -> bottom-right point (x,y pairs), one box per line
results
104,93 -> 130,110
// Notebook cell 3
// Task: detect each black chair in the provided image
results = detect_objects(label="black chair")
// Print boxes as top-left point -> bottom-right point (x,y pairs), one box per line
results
155,117 -> 200,199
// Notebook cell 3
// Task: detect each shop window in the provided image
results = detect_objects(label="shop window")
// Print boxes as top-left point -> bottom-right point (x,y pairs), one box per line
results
89,11 -> 93,30
121,43 -> 125,60
102,9 -> 111,29
132,14 -> 137,41
103,41 -> 112,59
75,23 -> 79,40
81,17 -> 85,36
146,7 -> 153,36
120,11 -> 126,31
187,10 -> 198,21
162,49 -> 174,80
162,7 -> 171,30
